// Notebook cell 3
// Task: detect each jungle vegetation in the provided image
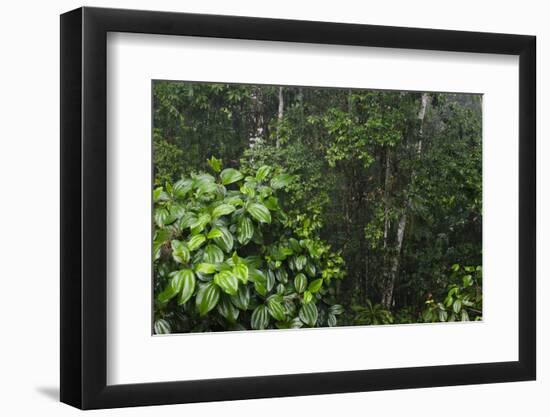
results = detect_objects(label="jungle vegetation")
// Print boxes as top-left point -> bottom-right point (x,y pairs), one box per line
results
152,80 -> 482,334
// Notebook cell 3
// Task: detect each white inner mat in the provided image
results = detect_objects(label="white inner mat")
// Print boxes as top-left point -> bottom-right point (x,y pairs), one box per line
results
107,32 -> 519,385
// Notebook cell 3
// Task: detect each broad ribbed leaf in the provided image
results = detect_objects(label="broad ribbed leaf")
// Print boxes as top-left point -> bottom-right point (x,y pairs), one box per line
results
270,173 -> 293,189
251,305 -> 269,330
203,244 -> 224,263
212,203 -> 236,219
230,285 -> 250,310
453,299 -> 462,314
171,240 -> 190,264
207,227 -> 223,239
302,290 -> 313,304
255,165 -> 271,181
294,273 -> 307,293
305,263 -> 316,277
196,282 -> 220,316
329,304 -> 344,315
299,302 -> 318,326
213,226 -> 234,253
295,255 -> 307,271
220,168 -> 244,185
247,203 -> 271,224
266,269 -> 275,291
327,313 -> 337,327
154,319 -> 171,335
189,213 -> 211,233
237,216 -> 254,245
308,278 -> 323,293
233,263 -> 249,284
187,234 -> 206,251
154,208 -> 169,227
275,268 -> 288,284
177,269 -> 196,305
267,298 -> 286,321
254,281 -> 267,296
195,263 -> 217,275
217,296 -> 239,323
214,271 -> 239,295
173,178 -> 193,198
158,270 -> 187,304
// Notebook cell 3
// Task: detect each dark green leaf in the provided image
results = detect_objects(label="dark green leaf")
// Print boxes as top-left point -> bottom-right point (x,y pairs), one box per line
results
196,282 -> 220,316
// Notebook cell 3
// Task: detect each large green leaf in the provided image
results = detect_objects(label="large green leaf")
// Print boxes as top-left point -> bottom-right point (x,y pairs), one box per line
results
214,271 -> 239,295
295,255 -> 307,271
220,168 -> 244,185
251,305 -> 269,330
217,296 -> 239,323
270,173 -> 293,189
203,244 -> 224,263
212,203 -> 236,219
196,282 -> 220,316
230,285 -> 250,310
267,298 -> 286,321
187,234 -> 206,251
177,269 -> 196,305
299,302 -> 318,326
294,273 -> 307,293
195,263 -> 217,275
255,165 -> 271,181
237,216 -> 254,245
247,203 -> 271,224
171,240 -> 190,264
213,226 -> 234,253
157,270 -> 185,303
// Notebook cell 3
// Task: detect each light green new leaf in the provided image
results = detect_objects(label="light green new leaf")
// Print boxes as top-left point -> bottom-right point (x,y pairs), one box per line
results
157,270 -> 185,303
302,290 -> 313,304
251,305 -> 269,330
247,203 -> 271,224
233,263 -> 249,284
207,156 -> 222,173
177,269 -> 196,305
212,203 -> 236,219
220,168 -> 244,185
195,263 -> 217,275
214,271 -> 239,295
308,278 -> 323,293
196,282 -> 220,316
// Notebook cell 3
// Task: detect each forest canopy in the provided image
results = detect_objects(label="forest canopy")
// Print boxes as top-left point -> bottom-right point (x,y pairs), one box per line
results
152,80 -> 482,334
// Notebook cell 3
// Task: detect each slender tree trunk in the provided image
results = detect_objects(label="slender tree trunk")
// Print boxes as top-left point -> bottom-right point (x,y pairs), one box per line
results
381,93 -> 430,309
276,86 -> 284,147
249,87 -> 264,148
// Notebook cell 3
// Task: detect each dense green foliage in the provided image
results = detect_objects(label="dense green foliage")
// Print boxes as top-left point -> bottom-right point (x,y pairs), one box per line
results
153,81 -> 482,333
153,158 -> 345,333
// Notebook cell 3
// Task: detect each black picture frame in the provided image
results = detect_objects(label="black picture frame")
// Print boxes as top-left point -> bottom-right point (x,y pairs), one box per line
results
60,6 -> 536,410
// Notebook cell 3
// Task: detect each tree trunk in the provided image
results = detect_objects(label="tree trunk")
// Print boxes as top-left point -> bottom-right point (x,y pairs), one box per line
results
276,86 -> 284,147
381,93 -> 430,309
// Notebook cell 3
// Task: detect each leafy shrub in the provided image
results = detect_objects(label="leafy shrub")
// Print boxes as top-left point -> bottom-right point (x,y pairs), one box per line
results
153,157 -> 345,333
350,300 -> 394,326
422,264 -> 482,322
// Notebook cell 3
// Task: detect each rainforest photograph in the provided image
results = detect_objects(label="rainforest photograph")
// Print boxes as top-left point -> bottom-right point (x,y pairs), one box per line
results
152,80 -> 482,335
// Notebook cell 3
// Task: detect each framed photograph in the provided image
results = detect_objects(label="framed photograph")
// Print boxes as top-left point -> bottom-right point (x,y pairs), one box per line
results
60,6 -> 536,409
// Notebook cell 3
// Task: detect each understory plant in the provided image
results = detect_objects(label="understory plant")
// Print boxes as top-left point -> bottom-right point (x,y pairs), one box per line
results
153,157 -> 345,334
